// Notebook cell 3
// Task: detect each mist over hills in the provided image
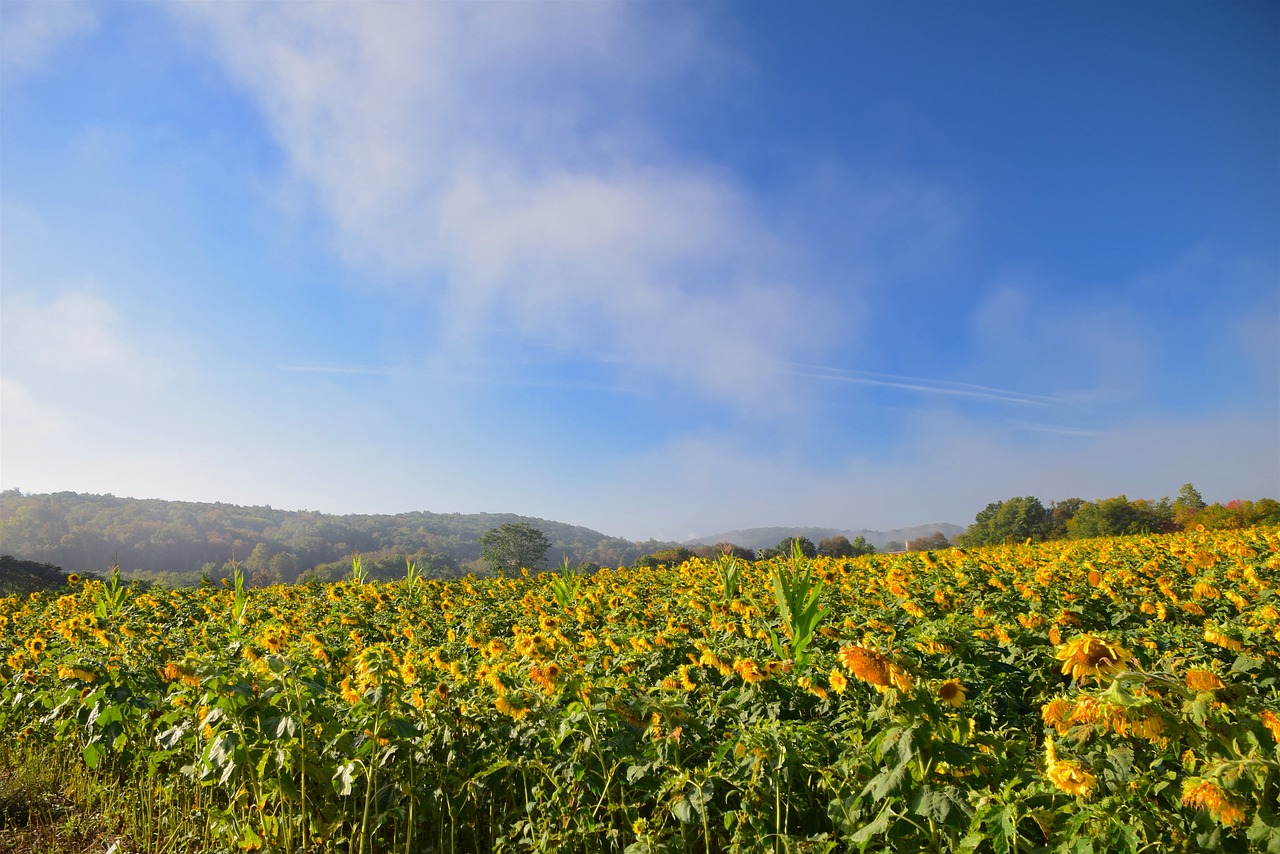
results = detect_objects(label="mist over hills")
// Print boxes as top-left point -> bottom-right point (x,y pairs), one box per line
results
685,524 -> 964,552
0,491 -> 960,581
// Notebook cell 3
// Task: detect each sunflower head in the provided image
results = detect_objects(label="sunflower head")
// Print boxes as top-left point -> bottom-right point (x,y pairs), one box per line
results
1054,635 -> 1131,683
937,678 -> 966,708
1182,779 -> 1246,827
838,645 -> 912,692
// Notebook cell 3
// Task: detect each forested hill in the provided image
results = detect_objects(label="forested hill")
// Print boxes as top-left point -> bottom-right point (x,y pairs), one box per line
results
685,524 -> 965,552
0,491 -> 677,584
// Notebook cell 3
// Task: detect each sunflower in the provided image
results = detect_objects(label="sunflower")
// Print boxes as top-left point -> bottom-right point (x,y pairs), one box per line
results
1043,736 -> 1096,798
1259,709 -> 1280,744
937,679 -> 966,707
1046,757 -> 1096,797
733,658 -> 765,684
1054,635 -> 1131,683
838,645 -> 912,692
828,669 -> 848,694
1181,779 -> 1245,827
1203,626 -> 1244,652
495,693 -> 529,721
1184,669 -> 1225,693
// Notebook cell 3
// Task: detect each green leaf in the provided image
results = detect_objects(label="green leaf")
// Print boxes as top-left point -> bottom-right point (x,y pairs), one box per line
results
671,795 -> 699,824
156,722 -> 189,750
1248,809 -> 1280,854
850,804 -> 894,846
1232,654 -> 1264,673
266,715 -> 298,741
332,760 -> 360,796
911,785 -> 972,828
82,741 -> 103,769
861,762 -> 909,802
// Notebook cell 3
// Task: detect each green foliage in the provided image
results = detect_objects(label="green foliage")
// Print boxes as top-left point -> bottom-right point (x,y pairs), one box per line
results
0,555 -> 90,596
762,539 -> 827,670
758,536 -> 818,560
818,535 -> 875,558
549,557 -> 583,610
632,546 -> 694,569
479,521 -> 551,576
959,496 -> 1049,546
715,553 -> 743,602
1066,495 -> 1171,539
0,491 -> 666,583
962,486 -> 1279,546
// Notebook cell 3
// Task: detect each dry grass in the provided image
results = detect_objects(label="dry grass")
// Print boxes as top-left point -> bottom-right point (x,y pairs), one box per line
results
0,745 -> 137,854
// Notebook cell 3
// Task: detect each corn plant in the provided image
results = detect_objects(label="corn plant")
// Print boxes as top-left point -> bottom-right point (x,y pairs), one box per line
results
715,553 -> 743,602
763,539 -> 826,669
550,556 -> 582,610
350,554 -> 368,585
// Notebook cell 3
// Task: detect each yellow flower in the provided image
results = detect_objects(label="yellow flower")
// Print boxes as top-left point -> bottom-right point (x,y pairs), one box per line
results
838,645 -> 912,692
1259,709 -> 1280,744
798,676 -> 828,700
733,658 -> 765,684
1184,669 -> 1225,693
1046,759 -> 1096,798
1043,737 -> 1095,798
1182,779 -> 1246,827
1054,635 -> 1131,683
937,679 -> 966,708
1042,697 -> 1073,733
495,693 -> 529,720
828,669 -> 848,694
1203,626 -> 1244,652
339,676 -> 361,705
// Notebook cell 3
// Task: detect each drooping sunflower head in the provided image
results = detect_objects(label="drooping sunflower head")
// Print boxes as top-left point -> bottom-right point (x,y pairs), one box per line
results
1184,668 -> 1225,693
1045,759 -> 1096,798
1182,779 -> 1246,827
838,645 -> 912,692
1054,635 -> 1132,683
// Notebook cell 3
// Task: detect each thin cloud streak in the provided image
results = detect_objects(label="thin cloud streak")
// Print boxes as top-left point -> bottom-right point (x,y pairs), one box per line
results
787,363 -> 1067,406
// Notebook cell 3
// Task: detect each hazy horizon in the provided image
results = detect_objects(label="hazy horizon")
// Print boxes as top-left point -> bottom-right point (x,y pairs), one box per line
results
3,2 -> 1277,542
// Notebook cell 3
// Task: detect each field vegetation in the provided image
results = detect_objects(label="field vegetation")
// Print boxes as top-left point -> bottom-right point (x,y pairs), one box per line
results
2,528 -> 1278,853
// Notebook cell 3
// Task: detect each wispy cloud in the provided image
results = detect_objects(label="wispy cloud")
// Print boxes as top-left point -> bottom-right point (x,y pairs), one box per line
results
176,4 -> 952,405
787,363 -> 1067,406
0,0 -> 96,74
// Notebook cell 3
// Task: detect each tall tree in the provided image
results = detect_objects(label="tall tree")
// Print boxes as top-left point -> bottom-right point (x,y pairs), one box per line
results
479,522 -> 551,576
818,535 -> 874,558
959,497 -> 1048,546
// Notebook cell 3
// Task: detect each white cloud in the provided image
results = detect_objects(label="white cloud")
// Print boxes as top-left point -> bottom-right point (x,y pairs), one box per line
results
0,286 -> 169,381
175,3 -> 919,403
0,0 -> 97,74
0,376 -> 69,435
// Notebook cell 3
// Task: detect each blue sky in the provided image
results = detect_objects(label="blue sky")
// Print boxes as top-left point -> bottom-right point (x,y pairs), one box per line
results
2,1 -> 1277,541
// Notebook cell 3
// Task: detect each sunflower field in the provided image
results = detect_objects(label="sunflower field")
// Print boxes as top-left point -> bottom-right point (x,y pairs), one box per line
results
2,527 -> 1279,853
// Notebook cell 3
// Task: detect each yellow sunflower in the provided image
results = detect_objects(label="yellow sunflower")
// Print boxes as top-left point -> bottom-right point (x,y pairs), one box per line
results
838,645 -> 912,692
937,678 -> 966,708
1054,635 -> 1131,683
1181,779 -> 1245,827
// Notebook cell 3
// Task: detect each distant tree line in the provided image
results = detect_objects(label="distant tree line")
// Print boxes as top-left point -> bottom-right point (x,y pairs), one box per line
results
958,484 -> 1280,547
0,491 -> 681,587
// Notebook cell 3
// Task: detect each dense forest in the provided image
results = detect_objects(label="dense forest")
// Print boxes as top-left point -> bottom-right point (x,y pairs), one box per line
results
956,484 -> 1280,546
0,491 -> 680,586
